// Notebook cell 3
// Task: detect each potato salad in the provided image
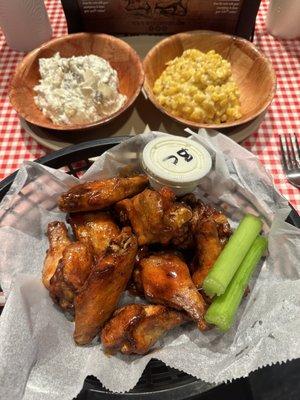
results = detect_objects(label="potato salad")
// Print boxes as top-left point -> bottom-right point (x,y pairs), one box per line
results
34,53 -> 126,125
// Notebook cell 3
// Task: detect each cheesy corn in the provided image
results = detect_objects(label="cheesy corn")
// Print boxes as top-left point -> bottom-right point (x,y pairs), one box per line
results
153,49 -> 241,124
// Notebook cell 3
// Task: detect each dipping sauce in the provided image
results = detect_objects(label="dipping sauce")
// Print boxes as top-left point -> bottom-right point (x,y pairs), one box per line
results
142,135 -> 212,195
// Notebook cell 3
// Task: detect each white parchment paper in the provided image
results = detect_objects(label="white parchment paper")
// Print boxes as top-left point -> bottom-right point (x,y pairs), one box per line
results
0,130 -> 300,400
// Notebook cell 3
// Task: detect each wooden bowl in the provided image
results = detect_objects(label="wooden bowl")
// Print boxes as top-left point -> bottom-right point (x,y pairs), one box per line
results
143,30 -> 276,130
9,33 -> 144,131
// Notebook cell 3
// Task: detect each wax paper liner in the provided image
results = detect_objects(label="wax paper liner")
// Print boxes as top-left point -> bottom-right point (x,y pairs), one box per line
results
0,130 -> 299,400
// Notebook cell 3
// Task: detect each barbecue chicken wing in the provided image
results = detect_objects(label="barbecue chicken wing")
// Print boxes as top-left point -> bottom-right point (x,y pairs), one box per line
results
126,245 -> 149,296
68,211 -> 120,257
101,304 -> 188,355
42,221 -> 72,289
192,219 -> 223,288
74,227 -> 138,345
189,200 -> 231,288
190,200 -> 231,246
58,175 -> 149,213
49,242 -> 93,311
115,187 -> 192,246
139,253 -> 207,330
167,203 -> 194,237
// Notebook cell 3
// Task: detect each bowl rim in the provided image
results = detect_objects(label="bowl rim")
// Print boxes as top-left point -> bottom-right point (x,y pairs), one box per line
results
9,32 -> 145,132
143,29 -> 277,130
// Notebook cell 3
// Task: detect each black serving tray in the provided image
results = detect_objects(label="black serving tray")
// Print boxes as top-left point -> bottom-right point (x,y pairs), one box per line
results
0,137 -> 299,400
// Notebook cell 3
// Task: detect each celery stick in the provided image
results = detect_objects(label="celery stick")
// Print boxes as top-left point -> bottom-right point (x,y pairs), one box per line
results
203,214 -> 262,297
205,236 -> 268,331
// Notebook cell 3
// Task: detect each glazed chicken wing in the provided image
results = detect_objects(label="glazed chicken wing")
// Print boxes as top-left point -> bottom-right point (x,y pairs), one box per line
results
58,175 -> 148,213
191,201 -> 231,246
74,227 -> 138,345
126,245 -> 149,296
42,221 -> 72,289
169,203 -> 195,249
116,187 -> 192,246
68,211 -> 120,257
140,253 -> 207,330
192,219 -> 223,288
101,304 -> 188,355
190,201 -> 231,288
49,242 -> 93,311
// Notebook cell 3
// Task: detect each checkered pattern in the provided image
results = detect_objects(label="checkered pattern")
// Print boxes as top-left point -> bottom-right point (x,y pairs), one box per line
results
245,0 -> 300,212
0,0 -> 299,212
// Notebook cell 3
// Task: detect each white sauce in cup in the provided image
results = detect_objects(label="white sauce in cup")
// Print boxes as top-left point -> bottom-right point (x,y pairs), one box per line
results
141,136 -> 212,195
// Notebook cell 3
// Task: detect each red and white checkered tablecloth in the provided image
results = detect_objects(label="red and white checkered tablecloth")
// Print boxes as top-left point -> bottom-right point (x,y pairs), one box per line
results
0,0 -> 299,212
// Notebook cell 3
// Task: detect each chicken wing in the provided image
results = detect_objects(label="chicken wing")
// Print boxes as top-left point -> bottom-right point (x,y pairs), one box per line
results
189,199 -> 231,244
74,227 -> 138,345
191,220 -> 222,288
101,304 -> 188,355
49,242 -> 93,311
68,211 -> 120,257
190,201 -> 231,288
169,203 -> 195,249
42,221 -> 72,290
139,253 -> 207,330
116,187 -> 192,246
126,245 -> 149,296
58,175 -> 149,213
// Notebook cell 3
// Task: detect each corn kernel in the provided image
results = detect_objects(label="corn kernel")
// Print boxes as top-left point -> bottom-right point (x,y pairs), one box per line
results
153,48 -> 241,124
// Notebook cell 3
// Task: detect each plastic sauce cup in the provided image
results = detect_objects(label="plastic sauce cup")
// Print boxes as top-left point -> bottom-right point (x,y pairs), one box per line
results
141,136 -> 212,195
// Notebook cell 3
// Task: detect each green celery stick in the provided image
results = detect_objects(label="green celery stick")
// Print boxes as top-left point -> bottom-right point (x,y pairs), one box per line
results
205,235 -> 268,331
203,213 -> 263,297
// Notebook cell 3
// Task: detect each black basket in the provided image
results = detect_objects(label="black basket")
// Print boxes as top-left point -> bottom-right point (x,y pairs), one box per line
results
0,137 -> 299,400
